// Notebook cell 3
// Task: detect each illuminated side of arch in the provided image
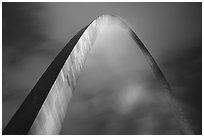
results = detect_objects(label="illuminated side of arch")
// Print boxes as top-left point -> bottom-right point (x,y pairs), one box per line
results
3,15 -> 193,135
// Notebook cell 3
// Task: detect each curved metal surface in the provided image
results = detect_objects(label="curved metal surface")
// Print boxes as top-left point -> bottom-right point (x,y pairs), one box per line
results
3,14 -> 193,135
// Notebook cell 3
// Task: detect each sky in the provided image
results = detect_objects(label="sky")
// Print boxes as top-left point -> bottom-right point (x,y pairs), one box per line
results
2,2 -> 202,134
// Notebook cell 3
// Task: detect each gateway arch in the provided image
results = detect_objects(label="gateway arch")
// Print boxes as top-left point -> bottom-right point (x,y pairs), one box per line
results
3,14 -> 193,135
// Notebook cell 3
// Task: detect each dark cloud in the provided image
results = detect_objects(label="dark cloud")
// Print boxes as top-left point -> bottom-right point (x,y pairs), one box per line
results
162,46 -> 201,107
161,45 -> 202,134
2,3 -> 55,67
2,3 -> 46,48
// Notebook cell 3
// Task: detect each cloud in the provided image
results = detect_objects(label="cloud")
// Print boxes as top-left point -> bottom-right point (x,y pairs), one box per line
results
160,45 -> 202,134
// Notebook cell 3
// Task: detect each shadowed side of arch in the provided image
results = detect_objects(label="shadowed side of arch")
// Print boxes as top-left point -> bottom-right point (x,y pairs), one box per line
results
3,14 -> 193,135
